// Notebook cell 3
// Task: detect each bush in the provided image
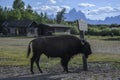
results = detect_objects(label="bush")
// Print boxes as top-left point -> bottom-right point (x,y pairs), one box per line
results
111,28 -> 120,36
70,26 -> 79,35
88,27 -> 101,35
100,28 -> 111,36
87,25 -> 120,36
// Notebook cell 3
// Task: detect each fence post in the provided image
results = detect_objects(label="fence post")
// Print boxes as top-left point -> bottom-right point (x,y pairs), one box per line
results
77,20 -> 88,71
80,31 -> 88,71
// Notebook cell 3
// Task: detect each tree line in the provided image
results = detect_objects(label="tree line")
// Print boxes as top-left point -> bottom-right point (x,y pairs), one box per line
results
65,21 -> 120,36
0,0 -> 65,24
87,24 -> 120,36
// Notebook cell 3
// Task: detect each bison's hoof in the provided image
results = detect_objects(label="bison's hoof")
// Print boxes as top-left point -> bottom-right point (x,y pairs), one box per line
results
63,70 -> 70,73
40,71 -> 43,73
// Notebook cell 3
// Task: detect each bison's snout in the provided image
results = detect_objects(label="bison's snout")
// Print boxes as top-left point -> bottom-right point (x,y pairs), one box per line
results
85,51 -> 92,58
83,42 -> 92,58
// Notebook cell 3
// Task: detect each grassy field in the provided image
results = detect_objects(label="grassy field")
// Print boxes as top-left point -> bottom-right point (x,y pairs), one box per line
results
0,36 -> 120,67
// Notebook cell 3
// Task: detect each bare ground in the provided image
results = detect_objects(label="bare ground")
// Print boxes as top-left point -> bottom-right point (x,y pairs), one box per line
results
0,62 -> 120,80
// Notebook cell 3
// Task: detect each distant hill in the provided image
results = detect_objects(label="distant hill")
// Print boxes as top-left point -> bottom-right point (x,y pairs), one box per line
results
64,8 -> 120,24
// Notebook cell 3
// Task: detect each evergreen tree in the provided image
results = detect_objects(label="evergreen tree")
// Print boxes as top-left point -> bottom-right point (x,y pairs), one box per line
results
22,4 -> 34,20
26,4 -> 33,13
0,0 -> 55,24
56,8 -> 66,24
12,0 -> 25,10
0,6 -> 4,20
8,9 -> 21,20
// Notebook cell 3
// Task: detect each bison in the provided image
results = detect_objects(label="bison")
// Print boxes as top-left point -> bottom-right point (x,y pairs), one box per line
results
27,35 -> 92,74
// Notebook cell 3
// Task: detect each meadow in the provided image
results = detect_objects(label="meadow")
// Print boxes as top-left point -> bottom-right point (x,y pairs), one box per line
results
0,36 -> 120,66
0,36 -> 120,80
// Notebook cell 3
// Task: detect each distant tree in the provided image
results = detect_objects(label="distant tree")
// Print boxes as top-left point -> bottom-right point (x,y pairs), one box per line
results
0,6 -> 4,20
3,7 -> 9,20
40,12 -> 44,18
44,12 -> 48,20
26,4 -> 33,13
0,0 -> 56,24
33,11 -> 42,23
0,6 -> 3,32
12,0 -> 25,10
110,24 -> 120,28
56,8 -> 66,24
39,12 -> 44,23
21,4 -> 34,20
43,12 -> 48,23
8,9 -> 21,20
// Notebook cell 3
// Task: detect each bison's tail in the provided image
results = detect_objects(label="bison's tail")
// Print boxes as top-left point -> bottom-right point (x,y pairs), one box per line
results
27,40 -> 32,58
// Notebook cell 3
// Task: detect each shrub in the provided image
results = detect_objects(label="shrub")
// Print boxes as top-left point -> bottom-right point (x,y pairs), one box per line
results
88,27 -> 101,35
87,25 -> 120,36
100,28 -> 111,36
111,28 -> 120,36
70,26 -> 79,35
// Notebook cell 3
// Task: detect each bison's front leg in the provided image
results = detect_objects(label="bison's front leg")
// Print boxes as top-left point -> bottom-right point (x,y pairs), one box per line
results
61,56 -> 71,73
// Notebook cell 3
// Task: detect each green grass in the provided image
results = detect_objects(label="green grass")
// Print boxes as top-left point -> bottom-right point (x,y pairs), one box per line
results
88,53 -> 120,62
0,36 -> 120,68
86,35 -> 120,40
0,37 -> 32,66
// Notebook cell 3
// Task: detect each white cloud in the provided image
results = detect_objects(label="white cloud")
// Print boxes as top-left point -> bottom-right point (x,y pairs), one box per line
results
85,6 -> 120,20
90,6 -> 120,15
33,5 -> 71,14
78,3 -> 95,7
49,0 -> 56,4
61,5 -> 71,12
33,5 -> 62,14
61,5 -> 70,9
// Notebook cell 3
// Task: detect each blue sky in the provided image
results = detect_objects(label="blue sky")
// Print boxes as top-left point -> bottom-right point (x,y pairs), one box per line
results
0,0 -> 120,20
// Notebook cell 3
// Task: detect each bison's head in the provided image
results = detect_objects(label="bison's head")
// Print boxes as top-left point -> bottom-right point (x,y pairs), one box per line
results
81,40 -> 92,58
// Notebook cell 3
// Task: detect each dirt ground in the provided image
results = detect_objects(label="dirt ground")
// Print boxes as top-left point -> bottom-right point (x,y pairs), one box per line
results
0,62 -> 120,80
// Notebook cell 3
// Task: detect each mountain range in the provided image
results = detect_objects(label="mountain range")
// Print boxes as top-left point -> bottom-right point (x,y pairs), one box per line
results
64,8 -> 120,24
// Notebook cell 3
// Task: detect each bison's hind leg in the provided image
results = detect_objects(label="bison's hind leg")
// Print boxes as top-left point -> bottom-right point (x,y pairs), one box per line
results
35,54 -> 43,73
61,56 -> 71,73
30,52 -> 43,74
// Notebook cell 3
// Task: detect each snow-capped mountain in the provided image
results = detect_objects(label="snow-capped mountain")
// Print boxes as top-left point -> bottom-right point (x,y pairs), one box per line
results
64,8 -> 120,24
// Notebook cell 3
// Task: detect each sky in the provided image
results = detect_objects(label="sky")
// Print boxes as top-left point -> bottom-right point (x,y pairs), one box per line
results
0,0 -> 120,20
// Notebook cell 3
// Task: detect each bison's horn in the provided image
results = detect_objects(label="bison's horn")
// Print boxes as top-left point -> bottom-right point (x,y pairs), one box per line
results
81,40 -> 85,45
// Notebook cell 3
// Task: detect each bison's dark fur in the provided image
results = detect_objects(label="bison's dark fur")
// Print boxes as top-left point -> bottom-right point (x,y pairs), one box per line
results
27,35 -> 92,74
